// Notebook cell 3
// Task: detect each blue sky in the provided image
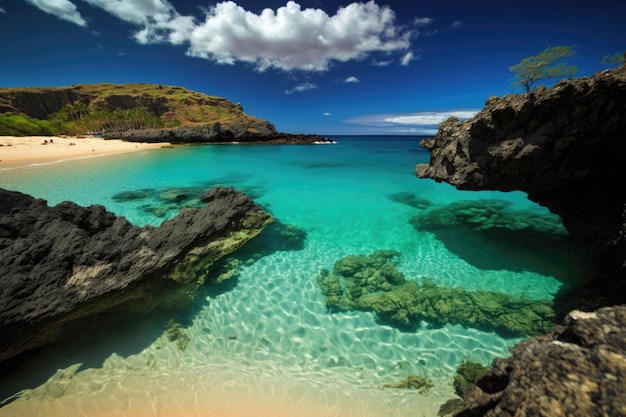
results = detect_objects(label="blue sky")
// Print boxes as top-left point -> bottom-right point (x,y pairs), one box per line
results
1,0 -> 624,135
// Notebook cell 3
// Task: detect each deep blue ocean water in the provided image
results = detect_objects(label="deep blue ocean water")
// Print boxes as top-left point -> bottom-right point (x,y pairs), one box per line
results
0,136 -> 586,416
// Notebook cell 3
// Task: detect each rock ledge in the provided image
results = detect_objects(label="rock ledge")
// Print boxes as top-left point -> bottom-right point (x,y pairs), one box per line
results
0,187 -> 272,362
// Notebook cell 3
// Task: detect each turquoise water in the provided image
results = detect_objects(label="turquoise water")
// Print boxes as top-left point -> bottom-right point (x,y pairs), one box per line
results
0,136 -> 586,416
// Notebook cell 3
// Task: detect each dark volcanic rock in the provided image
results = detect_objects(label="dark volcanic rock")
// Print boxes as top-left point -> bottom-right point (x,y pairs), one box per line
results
455,306 -> 626,417
416,64 -> 626,283
105,124 -> 334,144
0,187 -> 272,362
415,64 -> 626,416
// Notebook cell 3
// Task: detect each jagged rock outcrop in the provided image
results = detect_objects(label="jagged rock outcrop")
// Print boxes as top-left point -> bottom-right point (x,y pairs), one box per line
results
415,65 -> 626,415
416,64 -> 626,283
455,306 -> 626,417
0,187 -> 272,362
106,124 -> 333,144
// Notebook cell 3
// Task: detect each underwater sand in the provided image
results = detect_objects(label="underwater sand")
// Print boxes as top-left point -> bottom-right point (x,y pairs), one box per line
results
0,136 -> 587,416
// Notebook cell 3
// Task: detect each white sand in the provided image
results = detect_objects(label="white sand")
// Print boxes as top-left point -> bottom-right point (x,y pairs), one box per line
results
0,136 -> 170,169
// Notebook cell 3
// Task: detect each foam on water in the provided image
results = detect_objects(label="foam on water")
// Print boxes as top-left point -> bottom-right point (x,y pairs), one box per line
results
0,136 -> 586,416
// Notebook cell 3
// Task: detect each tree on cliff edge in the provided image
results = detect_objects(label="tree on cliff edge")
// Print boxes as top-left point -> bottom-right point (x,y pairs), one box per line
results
510,45 -> 578,93
601,52 -> 626,67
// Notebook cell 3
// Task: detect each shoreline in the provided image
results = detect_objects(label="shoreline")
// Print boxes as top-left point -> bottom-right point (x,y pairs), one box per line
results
0,136 -> 171,169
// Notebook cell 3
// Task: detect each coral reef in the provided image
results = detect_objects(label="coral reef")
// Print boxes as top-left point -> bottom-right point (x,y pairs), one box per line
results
409,199 -> 589,284
317,251 -> 555,337
409,199 -> 566,235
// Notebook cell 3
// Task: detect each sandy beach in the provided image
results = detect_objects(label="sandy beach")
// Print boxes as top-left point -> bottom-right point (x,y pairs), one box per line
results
0,136 -> 171,169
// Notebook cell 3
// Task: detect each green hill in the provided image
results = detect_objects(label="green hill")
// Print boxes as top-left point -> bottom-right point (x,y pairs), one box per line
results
0,83 -> 279,140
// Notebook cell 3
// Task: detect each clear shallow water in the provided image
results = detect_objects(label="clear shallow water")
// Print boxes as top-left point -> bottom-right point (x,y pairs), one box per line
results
0,136 -> 586,416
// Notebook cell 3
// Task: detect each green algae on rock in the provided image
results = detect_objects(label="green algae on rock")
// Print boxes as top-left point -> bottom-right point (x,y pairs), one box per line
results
112,183 -> 265,219
453,362 -> 490,399
409,199 -> 566,235
165,320 -> 191,351
317,251 -> 555,337
383,375 -> 434,394
408,199 -> 589,286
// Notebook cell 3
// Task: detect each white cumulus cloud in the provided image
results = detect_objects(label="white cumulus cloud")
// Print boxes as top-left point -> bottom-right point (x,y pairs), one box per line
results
285,82 -> 317,94
344,76 -> 359,83
451,20 -> 463,29
345,110 -> 479,134
22,0 -> 414,73
412,17 -> 432,27
372,59 -> 392,67
400,50 -> 417,66
82,0 -> 194,44
187,1 -> 411,72
324,112 -> 332,116
383,111 -> 477,125
25,0 -> 87,26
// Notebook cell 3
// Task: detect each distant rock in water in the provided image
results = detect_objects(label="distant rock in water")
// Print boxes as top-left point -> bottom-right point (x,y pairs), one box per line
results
106,125 -> 334,144
0,187 -> 272,362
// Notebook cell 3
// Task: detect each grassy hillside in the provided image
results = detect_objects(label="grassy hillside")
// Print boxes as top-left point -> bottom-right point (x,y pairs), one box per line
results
0,83 -> 271,136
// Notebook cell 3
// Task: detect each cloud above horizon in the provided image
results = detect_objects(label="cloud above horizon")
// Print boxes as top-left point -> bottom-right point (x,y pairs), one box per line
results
344,76 -> 360,83
451,20 -> 463,29
25,0 -> 87,26
23,0 -> 416,72
285,82 -> 317,94
400,51 -> 418,66
346,110 -> 479,134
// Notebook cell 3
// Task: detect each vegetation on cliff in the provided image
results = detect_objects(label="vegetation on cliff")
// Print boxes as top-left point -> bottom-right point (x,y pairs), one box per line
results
509,45 -> 578,93
0,83 -> 272,137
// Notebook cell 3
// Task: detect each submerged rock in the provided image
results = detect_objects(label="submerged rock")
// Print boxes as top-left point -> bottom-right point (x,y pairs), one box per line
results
453,362 -> 490,399
0,186 -> 272,362
409,199 -> 566,235
383,375 -> 433,393
317,251 -> 555,337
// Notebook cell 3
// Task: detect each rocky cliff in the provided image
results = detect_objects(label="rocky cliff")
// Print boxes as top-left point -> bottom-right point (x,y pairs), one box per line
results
0,187 -> 272,362
415,65 -> 626,415
416,64 -> 626,288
